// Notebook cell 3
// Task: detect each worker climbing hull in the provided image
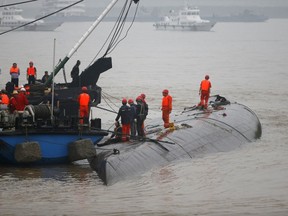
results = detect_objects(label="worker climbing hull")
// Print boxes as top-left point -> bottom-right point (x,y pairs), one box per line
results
88,95 -> 262,185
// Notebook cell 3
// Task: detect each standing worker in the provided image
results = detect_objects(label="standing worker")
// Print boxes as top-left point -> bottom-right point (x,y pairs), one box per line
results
78,86 -> 90,125
140,93 -> 149,122
128,98 -> 137,137
115,98 -> 131,142
198,75 -> 212,109
41,71 -> 49,83
27,61 -> 37,85
10,63 -> 20,88
71,60 -> 81,86
161,89 -> 172,128
135,96 -> 146,137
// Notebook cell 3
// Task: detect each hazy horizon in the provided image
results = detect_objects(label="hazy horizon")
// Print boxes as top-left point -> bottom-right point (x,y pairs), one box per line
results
4,0 -> 288,8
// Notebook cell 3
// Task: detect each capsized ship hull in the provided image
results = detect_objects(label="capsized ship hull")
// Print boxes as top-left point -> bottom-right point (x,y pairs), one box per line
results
88,96 -> 262,185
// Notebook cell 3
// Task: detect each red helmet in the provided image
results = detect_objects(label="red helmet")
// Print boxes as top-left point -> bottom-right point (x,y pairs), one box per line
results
205,75 -> 209,80
140,93 -> 146,99
162,89 -> 169,94
122,98 -> 127,104
128,99 -> 134,104
136,96 -> 142,102
81,86 -> 87,92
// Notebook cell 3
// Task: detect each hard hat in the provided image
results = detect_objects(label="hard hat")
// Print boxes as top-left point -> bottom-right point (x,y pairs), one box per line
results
20,87 -> 26,92
140,93 -> 146,99
205,75 -> 209,80
122,98 -> 127,104
136,96 -> 142,102
162,89 -> 169,94
12,90 -> 18,95
128,99 -> 134,104
81,86 -> 87,92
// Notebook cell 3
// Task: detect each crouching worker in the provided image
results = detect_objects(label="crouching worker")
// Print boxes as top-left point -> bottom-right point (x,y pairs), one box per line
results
107,121 -> 122,145
115,98 -> 131,142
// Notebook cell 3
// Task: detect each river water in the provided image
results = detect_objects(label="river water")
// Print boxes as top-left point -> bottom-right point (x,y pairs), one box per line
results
0,19 -> 288,215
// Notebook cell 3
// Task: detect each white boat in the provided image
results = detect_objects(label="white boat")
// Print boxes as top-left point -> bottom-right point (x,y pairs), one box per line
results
0,7 -> 62,32
38,0 -> 94,22
153,6 -> 216,31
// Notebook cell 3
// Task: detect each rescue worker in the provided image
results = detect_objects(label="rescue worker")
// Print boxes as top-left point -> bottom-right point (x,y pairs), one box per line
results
109,121 -> 122,144
198,75 -> 212,109
161,89 -> 172,128
128,98 -> 137,137
9,90 -> 19,113
27,61 -> 37,85
99,121 -> 122,146
41,71 -> 49,83
0,89 -> 10,105
78,86 -> 90,125
10,63 -> 20,88
15,87 -> 29,111
140,93 -> 149,121
115,98 -> 131,142
135,96 -> 145,137
71,60 -> 81,86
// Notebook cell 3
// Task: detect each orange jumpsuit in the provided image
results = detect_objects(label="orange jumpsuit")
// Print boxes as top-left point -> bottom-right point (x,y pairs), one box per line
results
162,95 -> 172,128
199,79 -> 211,109
78,92 -> 90,124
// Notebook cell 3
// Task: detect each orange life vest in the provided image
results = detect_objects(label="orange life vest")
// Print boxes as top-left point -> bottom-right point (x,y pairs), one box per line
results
162,95 -> 172,111
78,93 -> 90,106
27,67 -> 36,76
200,80 -> 211,91
10,67 -> 19,74
0,94 -> 9,105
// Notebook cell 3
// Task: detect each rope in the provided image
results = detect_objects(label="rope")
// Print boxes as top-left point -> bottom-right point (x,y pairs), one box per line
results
0,0 -> 37,8
0,0 -> 84,36
88,0 -> 139,68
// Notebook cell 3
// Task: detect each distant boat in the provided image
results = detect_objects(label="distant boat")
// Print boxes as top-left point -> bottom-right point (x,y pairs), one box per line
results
153,6 -> 216,31
37,0 -> 95,22
203,9 -> 269,23
0,7 -> 62,31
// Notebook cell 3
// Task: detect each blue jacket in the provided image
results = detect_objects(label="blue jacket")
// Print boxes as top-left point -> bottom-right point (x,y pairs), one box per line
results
116,105 -> 131,125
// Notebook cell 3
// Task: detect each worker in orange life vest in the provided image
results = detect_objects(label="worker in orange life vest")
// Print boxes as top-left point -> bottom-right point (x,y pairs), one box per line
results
27,61 -> 37,85
10,63 -> 20,88
161,89 -> 172,128
0,89 -> 10,106
78,86 -> 90,125
198,75 -> 212,109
